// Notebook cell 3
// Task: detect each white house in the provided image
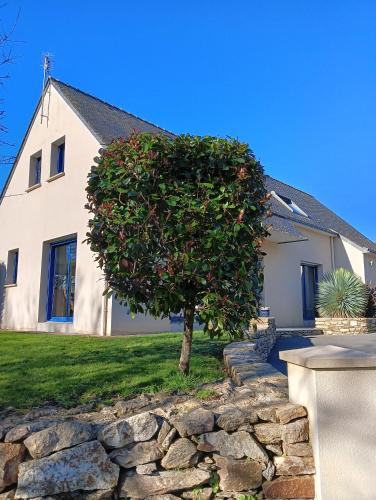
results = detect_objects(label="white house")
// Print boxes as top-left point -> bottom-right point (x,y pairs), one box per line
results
0,78 -> 375,335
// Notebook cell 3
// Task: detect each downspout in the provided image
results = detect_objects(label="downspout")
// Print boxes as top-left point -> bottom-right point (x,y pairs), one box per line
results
102,283 -> 109,336
330,236 -> 335,270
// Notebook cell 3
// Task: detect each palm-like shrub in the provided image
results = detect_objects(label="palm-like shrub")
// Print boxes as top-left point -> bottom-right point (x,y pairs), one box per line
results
316,268 -> 367,318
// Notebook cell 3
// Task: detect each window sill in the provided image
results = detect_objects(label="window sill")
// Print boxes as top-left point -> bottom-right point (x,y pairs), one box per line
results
47,320 -> 73,324
4,283 -> 17,288
47,172 -> 65,183
25,183 -> 42,193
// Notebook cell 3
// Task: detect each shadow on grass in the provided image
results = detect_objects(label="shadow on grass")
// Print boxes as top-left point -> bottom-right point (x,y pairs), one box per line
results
0,331 -> 228,410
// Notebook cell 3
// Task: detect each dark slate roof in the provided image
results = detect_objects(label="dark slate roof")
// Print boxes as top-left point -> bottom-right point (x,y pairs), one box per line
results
51,78 -> 175,144
266,176 -> 376,254
265,214 -> 307,240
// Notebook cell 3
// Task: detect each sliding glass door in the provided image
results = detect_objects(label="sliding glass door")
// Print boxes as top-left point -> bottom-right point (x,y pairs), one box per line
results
47,240 -> 77,322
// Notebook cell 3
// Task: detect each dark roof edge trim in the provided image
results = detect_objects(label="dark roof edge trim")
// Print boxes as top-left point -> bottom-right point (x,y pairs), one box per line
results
0,86 -> 47,205
271,213 -> 337,238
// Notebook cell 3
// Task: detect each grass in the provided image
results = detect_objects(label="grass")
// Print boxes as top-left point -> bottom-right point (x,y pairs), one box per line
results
0,330 -> 227,411
195,388 -> 221,401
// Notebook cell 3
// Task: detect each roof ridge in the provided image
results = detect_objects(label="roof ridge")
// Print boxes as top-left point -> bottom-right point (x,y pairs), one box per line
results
49,77 -> 175,137
266,175 -> 315,198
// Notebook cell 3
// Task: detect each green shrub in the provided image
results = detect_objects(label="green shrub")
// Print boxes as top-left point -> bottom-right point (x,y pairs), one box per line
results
316,268 -> 367,318
86,132 -> 268,374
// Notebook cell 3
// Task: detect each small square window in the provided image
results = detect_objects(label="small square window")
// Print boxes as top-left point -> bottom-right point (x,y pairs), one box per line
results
29,152 -> 42,187
50,137 -> 65,176
6,249 -> 19,285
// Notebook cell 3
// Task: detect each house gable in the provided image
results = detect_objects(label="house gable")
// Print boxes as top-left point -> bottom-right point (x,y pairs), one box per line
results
0,81 -> 100,207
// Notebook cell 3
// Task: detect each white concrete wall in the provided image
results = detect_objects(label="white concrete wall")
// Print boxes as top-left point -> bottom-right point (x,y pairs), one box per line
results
0,83 -> 105,334
262,226 -> 333,327
286,352 -> 376,500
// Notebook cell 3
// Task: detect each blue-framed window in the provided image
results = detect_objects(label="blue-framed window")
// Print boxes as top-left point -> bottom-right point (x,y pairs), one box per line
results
57,143 -> 65,173
47,239 -> 77,322
6,249 -> 19,285
301,264 -> 318,321
29,153 -> 42,187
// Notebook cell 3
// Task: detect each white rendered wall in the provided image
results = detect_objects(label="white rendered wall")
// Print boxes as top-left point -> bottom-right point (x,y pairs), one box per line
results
333,237 -> 366,281
0,84 -> 105,334
111,298 -> 171,335
262,226 -> 333,327
364,253 -> 376,285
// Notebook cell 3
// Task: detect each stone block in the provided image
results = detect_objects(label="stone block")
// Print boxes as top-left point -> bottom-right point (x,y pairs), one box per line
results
274,456 -> 315,476
262,475 -> 314,499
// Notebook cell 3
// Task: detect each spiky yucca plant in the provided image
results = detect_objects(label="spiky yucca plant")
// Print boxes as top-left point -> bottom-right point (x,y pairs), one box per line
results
316,268 -> 367,318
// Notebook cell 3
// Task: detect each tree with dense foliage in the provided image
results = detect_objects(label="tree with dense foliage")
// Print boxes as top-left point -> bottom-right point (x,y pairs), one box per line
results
316,268 -> 367,318
86,133 -> 269,373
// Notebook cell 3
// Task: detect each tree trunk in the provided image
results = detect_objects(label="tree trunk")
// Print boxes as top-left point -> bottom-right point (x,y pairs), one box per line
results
179,304 -> 195,375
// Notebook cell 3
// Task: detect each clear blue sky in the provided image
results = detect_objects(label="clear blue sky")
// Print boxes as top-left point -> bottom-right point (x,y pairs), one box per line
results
2,1 -> 375,240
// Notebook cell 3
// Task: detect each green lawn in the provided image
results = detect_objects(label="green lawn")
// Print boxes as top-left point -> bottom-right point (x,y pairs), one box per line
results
0,331 -> 227,411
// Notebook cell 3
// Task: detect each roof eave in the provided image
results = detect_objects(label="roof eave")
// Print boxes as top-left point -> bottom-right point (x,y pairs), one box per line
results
0,84 -> 48,205
338,234 -> 376,255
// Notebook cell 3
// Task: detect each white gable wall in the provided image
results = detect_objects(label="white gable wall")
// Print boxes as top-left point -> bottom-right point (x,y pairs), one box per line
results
0,84 -> 105,334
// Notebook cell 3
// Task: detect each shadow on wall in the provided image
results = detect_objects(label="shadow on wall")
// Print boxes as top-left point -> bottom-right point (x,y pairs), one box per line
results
0,262 -> 5,328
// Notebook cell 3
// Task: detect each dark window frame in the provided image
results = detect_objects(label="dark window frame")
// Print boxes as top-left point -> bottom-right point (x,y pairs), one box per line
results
29,152 -> 42,188
6,249 -> 19,285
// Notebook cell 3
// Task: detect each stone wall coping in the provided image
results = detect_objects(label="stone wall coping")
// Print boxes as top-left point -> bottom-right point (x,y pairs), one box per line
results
280,344 -> 376,369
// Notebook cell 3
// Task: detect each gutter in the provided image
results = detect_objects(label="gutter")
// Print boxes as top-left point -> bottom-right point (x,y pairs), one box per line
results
330,236 -> 335,269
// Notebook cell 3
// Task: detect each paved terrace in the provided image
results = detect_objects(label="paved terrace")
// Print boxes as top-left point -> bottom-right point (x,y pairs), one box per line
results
268,333 -> 376,375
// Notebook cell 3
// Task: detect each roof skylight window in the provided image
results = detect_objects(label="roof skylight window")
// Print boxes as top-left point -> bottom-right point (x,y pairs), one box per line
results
272,191 -> 308,217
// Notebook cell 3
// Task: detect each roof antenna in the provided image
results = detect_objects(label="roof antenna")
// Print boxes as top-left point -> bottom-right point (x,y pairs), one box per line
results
41,53 -> 53,124
42,53 -> 53,89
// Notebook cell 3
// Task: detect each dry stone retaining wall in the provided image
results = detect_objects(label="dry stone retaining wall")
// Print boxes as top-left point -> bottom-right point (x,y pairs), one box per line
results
249,317 -> 277,361
0,386 -> 315,499
315,317 -> 376,335
248,318 -> 323,362
276,328 -> 323,338
0,323 -> 316,499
